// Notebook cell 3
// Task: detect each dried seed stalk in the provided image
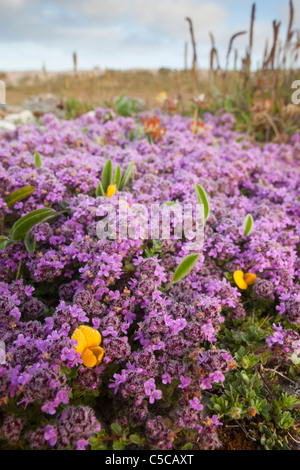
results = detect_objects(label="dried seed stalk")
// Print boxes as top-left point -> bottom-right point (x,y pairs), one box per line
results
186,17 -> 198,87
226,31 -> 247,71
264,20 -> 281,70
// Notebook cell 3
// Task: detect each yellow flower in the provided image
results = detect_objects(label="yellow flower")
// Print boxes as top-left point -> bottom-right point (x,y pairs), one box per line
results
233,270 -> 257,290
106,184 -> 117,198
72,325 -> 104,368
156,91 -> 168,105
244,272 -> 257,286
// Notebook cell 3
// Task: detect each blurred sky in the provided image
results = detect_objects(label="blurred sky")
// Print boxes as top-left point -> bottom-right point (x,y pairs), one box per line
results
0,0 -> 299,71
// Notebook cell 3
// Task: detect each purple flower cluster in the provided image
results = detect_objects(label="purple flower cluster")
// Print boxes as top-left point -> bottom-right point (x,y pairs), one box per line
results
0,107 -> 299,449
25,405 -> 101,450
266,323 -> 300,360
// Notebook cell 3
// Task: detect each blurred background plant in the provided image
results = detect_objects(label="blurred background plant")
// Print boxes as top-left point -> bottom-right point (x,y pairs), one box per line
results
3,1 -> 300,142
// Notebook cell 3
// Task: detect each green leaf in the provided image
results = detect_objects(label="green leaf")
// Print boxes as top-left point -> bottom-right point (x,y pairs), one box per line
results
113,94 -> 139,117
61,201 -> 69,210
101,159 -> 113,193
119,161 -> 134,191
170,254 -> 199,286
111,423 -> 122,436
11,208 -> 54,230
95,181 -> 105,197
278,411 -> 294,430
224,271 -> 233,282
0,235 -> 14,251
4,186 -> 35,207
34,151 -> 43,168
290,353 -> 300,365
41,211 -> 64,223
113,164 -> 122,189
129,434 -> 141,444
0,235 -> 9,250
24,231 -> 36,254
10,208 -> 56,241
181,443 -> 193,450
243,214 -> 254,236
195,183 -> 210,221
112,439 -> 124,450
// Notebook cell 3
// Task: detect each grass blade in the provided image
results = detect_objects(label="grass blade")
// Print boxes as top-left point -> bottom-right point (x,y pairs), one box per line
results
119,161 -> 134,191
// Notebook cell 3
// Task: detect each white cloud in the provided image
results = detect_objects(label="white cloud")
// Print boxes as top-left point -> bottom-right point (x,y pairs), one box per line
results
77,0 -> 228,36
2,0 -> 25,8
0,0 -> 299,70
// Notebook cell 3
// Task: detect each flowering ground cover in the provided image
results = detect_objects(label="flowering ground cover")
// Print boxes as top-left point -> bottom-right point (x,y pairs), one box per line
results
0,107 -> 300,450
